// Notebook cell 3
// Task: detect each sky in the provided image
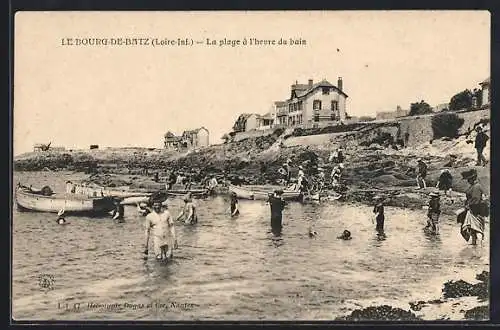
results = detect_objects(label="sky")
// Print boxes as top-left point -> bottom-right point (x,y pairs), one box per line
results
13,11 -> 490,155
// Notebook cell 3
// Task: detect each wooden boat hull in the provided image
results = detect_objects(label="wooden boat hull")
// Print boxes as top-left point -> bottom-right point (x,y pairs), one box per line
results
15,187 -> 116,215
228,184 -> 302,201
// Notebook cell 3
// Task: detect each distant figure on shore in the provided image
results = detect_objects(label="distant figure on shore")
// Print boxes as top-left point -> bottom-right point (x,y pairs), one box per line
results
458,169 -> 488,245
208,176 -> 218,195
297,166 -> 306,192
176,195 -> 198,225
372,196 -> 385,236
144,199 -> 178,262
229,192 -> 240,217
425,191 -> 441,235
268,190 -> 286,235
337,230 -> 352,240
436,169 -> 453,196
154,172 -> 159,182
474,126 -> 489,167
65,181 -> 73,194
416,158 -> 428,189
331,163 -> 344,187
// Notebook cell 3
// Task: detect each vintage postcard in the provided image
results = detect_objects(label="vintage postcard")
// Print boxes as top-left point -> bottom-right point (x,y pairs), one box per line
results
12,11 -> 490,321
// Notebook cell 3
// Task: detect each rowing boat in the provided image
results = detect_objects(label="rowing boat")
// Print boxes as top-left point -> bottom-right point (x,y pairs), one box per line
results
15,186 -> 116,215
228,184 -> 303,201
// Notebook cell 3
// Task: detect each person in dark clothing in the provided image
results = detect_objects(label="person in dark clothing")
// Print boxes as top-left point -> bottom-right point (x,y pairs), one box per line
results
436,169 -> 453,196
459,169 -> 488,245
268,190 -> 286,232
229,192 -> 240,217
372,196 -> 385,235
425,191 -> 441,235
474,126 -> 489,166
416,158 -> 428,189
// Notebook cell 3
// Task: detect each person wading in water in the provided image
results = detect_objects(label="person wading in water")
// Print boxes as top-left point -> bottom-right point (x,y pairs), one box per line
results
176,194 -> 198,225
268,190 -> 286,236
228,192 -> 240,217
458,169 -> 489,246
372,196 -> 385,236
144,198 -> 178,262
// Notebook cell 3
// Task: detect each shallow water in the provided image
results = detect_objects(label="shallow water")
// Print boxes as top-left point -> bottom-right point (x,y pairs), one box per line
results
12,171 -> 489,320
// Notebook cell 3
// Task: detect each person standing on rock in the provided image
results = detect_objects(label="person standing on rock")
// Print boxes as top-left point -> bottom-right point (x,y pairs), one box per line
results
268,190 -> 286,235
436,169 -> 453,196
416,158 -> 428,189
372,196 -> 385,236
474,126 -> 489,167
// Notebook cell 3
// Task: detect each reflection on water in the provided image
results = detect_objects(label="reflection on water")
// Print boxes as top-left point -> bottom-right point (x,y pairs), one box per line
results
12,171 -> 489,320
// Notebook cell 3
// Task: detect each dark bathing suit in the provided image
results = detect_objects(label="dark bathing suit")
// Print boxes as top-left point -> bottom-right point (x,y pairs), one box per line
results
373,203 -> 385,233
269,195 -> 285,229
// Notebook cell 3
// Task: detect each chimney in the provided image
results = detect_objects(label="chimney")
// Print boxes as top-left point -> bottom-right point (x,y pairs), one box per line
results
337,77 -> 343,91
308,79 -> 313,88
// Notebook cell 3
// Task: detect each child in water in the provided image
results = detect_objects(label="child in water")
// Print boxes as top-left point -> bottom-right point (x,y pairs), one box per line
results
56,209 -> 67,225
337,230 -> 352,240
425,191 -> 441,235
372,196 -> 385,236
229,192 -> 240,217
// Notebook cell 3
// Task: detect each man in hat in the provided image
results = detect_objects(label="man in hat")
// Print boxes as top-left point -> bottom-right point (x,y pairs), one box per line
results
144,198 -> 178,262
416,158 -> 428,189
268,190 -> 286,234
474,125 -> 489,166
425,191 -> 441,235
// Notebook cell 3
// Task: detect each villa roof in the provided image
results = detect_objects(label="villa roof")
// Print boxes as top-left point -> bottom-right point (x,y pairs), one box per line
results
290,79 -> 348,100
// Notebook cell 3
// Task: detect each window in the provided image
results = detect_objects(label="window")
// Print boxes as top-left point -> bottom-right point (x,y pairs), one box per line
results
313,100 -> 322,110
314,114 -> 319,122
322,87 -> 330,95
331,100 -> 338,111
289,104 -> 293,112
293,103 -> 297,111
298,101 -> 303,110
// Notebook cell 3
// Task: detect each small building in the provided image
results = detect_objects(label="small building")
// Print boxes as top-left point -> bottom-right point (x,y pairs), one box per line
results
181,127 -> 210,149
164,131 -> 182,150
232,113 -> 260,132
376,105 -> 409,120
479,77 -> 490,107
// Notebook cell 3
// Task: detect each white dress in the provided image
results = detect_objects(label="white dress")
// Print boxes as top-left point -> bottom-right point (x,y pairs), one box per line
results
145,210 -> 174,257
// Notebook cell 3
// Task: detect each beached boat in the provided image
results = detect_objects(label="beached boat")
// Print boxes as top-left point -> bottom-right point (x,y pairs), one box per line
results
165,188 -> 208,198
15,186 -> 116,215
228,184 -> 303,201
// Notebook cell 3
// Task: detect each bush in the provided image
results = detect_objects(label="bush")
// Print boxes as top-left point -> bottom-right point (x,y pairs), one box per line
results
431,113 -> 465,139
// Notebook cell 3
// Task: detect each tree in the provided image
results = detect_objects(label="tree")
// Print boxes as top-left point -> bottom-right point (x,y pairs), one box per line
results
431,112 -> 465,139
409,100 -> 433,116
449,89 -> 473,111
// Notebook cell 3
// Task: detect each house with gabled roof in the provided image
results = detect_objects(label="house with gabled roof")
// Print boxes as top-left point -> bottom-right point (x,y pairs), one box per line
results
232,113 -> 260,132
164,127 -> 209,151
274,77 -> 348,128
